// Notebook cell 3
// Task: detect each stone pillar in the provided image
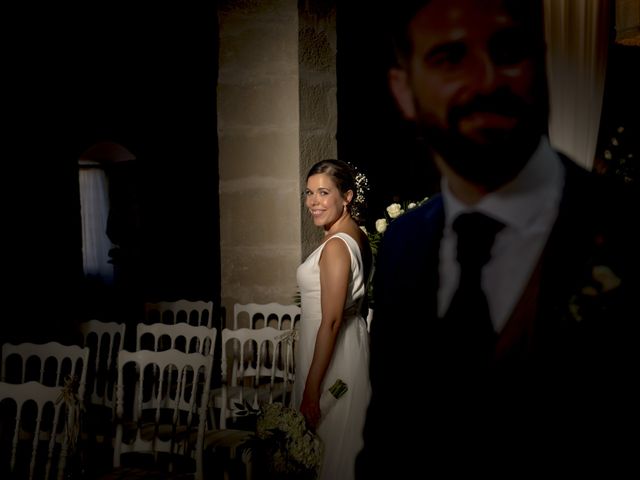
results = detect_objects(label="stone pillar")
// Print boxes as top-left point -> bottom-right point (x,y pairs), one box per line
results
217,0 -> 337,318
298,1 -> 338,259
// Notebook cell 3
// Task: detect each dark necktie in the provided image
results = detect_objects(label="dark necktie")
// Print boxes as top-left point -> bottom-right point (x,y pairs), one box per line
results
443,212 -> 505,367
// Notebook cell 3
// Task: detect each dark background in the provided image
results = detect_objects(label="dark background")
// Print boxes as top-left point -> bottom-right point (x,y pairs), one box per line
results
595,43 -> 640,180
6,4 -> 221,343
336,4 -> 640,225
4,3 -> 637,344
4,2 -> 433,345
336,4 -> 441,227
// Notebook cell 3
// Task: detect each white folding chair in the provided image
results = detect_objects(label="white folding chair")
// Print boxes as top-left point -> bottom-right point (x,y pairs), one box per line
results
77,320 -> 126,451
143,299 -> 216,328
229,303 -> 299,391
136,322 -> 217,357
203,327 -> 296,480
78,320 -> 126,413
231,302 -> 300,330
211,326 -> 296,430
1,341 -> 89,410
112,349 -> 213,480
0,380 -> 77,480
136,323 -> 218,426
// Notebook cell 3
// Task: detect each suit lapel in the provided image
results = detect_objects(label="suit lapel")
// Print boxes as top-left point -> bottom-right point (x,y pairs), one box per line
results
496,157 -> 601,362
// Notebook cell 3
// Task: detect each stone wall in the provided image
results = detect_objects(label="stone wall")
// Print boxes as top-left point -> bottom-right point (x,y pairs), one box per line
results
217,0 -> 337,319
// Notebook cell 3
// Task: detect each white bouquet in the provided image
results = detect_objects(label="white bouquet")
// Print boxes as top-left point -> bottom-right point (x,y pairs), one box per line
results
245,378 -> 349,478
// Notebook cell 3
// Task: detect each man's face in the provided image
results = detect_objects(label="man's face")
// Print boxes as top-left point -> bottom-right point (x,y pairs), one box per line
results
390,0 -> 549,189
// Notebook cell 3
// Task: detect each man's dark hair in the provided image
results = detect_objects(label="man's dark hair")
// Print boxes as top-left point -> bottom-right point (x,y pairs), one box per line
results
388,1 -> 433,65
389,0 -> 545,66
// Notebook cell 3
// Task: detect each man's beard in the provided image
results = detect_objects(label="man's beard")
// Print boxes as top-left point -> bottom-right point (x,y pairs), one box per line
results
417,87 -> 548,191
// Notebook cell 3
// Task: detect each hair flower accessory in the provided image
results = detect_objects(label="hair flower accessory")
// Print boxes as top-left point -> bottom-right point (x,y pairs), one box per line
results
349,162 -> 370,221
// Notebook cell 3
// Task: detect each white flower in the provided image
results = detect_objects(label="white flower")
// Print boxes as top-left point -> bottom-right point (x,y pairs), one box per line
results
256,403 -> 323,473
611,137 -> 619,146
254,379 -> 347,475
386,203 -> 404,219
352,169 -> 370,219
360,225 -> 368,235
375,218 -> 388,234
365,197 -> 431,306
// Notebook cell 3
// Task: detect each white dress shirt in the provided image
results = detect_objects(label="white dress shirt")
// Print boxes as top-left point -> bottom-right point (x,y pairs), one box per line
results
438,136 -> 565,333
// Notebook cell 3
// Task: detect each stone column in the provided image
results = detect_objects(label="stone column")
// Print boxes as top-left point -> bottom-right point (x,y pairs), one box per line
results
217,0 -> 337,318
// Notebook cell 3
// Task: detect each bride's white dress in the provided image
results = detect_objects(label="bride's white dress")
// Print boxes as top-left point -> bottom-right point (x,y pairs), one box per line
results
293,232 -> 371,480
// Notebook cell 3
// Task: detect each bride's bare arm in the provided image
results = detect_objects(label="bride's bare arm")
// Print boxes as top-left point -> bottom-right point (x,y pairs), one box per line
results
299,238 -> 350,429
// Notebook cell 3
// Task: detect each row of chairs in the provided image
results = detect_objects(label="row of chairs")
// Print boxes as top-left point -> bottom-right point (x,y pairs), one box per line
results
143,299 -> 301,331
110,322 -> 297,479
80,298 -> 300,420
0,301 -> 299,480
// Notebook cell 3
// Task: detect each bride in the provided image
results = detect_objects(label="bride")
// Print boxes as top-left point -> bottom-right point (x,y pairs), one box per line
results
293,159 -> 373,480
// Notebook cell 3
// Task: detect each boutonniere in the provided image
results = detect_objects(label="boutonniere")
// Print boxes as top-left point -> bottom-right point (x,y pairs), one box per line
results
568,264 -> 622,323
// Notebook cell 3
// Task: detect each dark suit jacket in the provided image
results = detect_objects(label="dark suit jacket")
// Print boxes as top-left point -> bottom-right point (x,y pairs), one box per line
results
356,158 -> 639,477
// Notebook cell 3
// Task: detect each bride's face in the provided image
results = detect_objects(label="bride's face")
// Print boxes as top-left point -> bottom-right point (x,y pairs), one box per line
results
304,173 -> 349,229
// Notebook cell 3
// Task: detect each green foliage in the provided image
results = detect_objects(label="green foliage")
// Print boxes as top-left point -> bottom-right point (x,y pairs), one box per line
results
361,197 -> 431,306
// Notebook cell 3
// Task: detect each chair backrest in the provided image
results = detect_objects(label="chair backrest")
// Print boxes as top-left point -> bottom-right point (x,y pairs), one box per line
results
78,320 -> 126,412
136,323 -> 217,357
0,380 -> 74,480
1,341 -> 89,409
143,299 -> 215,328
217,327 -> 296,428
113,349 -> 213,480
231,302 -> 300,330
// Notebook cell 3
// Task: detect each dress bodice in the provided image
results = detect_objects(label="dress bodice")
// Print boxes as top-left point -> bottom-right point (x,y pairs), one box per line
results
296,232 -> 366,322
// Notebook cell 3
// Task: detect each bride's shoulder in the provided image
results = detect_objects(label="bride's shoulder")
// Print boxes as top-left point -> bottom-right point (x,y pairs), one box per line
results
331,229 -> 371,264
